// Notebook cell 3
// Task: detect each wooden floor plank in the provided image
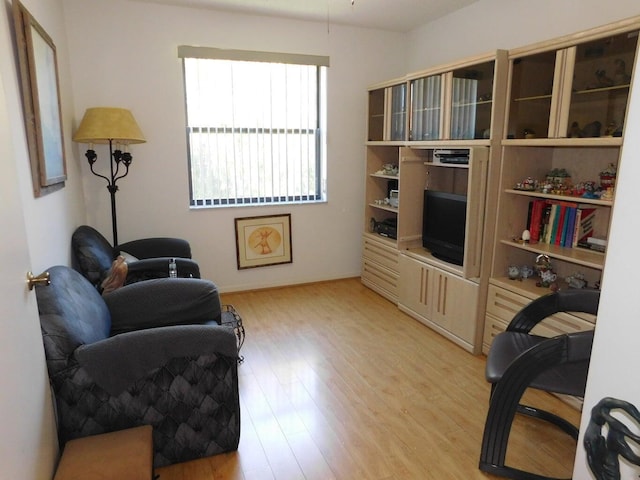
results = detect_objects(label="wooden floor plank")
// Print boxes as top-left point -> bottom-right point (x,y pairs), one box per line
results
156,278 -> 580,480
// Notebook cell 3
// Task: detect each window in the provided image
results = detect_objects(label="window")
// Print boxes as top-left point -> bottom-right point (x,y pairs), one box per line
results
179,47 -> 328,207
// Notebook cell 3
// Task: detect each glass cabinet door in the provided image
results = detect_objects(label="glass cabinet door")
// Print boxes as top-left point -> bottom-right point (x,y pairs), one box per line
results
507,51 -> 557,139
564,31 -> 638,139
450,61 -> 495,140
368,88 -> 385,141
410,75 -> 442,141
389,83 -> 407,141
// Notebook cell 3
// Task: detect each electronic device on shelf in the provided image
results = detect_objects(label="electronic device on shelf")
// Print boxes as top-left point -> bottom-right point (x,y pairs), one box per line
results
389,189 -> 399,208
370,217 -> 397,239
434,149 -> 469,165
422,190 -> 467,266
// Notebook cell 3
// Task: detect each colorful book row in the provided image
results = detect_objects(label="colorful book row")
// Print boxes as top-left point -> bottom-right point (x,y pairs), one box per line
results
527,199 -> 596,248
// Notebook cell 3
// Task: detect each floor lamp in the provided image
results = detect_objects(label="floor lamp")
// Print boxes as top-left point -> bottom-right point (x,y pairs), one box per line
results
73,107 -> 146,246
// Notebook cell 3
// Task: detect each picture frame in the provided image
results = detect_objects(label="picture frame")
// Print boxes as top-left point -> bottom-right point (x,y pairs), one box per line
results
13,0 -> 67,197
235,214 -> 292,269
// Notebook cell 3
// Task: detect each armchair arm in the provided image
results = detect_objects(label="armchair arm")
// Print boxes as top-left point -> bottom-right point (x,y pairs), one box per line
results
125,257 -> 200,283
74,325 -> 237,396
104,277 -> 221,334
117,237 -> 192,259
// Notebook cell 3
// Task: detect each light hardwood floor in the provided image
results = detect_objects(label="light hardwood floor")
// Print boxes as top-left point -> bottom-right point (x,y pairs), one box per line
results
156,278 -> 581,480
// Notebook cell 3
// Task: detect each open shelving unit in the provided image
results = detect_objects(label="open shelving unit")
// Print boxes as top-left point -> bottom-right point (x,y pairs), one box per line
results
483,18 -> 640,353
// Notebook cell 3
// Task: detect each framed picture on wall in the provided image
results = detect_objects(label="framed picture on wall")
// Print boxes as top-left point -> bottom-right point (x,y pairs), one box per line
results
234,214 -> 293,269
13,0 -> 67,197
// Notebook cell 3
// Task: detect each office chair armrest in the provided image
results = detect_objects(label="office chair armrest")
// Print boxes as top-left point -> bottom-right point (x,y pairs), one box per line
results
117,237 -> 192,259
74,325 -> 238,396
104,277 -> 222,334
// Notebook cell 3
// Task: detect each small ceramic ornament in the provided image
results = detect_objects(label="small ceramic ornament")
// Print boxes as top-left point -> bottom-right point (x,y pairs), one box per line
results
508,265 -> 521,280
520,265 -> 534,279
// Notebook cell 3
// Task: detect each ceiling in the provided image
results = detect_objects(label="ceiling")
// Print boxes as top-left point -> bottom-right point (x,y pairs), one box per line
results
130,0 -> 478,32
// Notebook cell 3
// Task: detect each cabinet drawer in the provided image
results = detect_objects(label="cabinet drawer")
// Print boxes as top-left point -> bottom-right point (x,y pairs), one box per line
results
362,258 -> 399,302
486,285 -> 533,322
485,285 -> 595,343
483,313 -> 508,354
362,236 -> 399,273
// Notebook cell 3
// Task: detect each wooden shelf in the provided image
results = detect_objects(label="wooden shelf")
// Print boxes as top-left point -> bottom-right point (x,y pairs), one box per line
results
490,276 -> 560,298
369,203 -> 398,213
574,84 -> 631,96
513,93 -> 552,102
363,231 -> 398,248
504,189 -> 613,207
502,137 -> 623,147
370,173 -> 398,180
426,161 -> 470,170
499,239 -> 605,270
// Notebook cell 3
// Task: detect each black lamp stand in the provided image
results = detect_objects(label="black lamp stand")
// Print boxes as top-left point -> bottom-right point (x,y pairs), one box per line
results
85,139 -> 132,246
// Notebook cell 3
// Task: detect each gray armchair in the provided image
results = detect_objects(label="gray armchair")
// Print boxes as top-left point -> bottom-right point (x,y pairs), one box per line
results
71,225 -> 200,290
36,265 -> 240,467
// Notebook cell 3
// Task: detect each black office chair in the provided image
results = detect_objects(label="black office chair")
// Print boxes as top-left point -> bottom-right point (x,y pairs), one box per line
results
479,289 -> 600,480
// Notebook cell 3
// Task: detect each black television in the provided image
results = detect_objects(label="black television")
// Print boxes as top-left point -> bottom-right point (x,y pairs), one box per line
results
422,190 -> 467,266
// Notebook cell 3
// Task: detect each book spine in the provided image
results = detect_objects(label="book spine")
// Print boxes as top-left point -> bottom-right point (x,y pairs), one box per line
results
564,207 -> 577,247
572,209 -> 583,247
554,205 -> 567,246
541,203 -> 553,244
576,207 -> 597,245
529,199 -> 544,243
548,204 -> 560,244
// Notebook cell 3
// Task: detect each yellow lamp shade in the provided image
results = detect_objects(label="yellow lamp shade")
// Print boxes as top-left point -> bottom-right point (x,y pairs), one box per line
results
73,107 -> 146,145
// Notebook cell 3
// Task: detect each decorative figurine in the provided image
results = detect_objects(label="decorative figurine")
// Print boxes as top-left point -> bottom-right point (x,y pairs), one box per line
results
535,254 -> 557,288
583,120 -> 602,138
599,163 -> 617,189
376,164 -> 399,176
569,121 -> 602,138
584,397 -> 640,480
565,271 -> 588,289
568,121 -> 584,138
600,187 -> 615,201
604,121 -> 620,137
508,265 -> 521,280
520,265 -> 534,280
613,58 -> 631,85
595,69 -> 614,88
582,180 -> 599,199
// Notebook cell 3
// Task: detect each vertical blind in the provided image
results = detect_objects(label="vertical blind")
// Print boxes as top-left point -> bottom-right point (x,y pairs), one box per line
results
178,47 -> 329,207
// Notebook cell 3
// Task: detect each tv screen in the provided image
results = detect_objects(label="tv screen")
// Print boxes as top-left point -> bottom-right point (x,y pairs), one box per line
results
422,190 -> 467,266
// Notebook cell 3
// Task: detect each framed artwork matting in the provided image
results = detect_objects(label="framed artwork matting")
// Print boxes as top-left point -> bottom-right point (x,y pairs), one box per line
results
234,214 -> 292,270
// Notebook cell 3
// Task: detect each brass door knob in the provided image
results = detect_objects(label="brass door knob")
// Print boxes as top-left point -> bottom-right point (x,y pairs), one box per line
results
27,271 -> 50,290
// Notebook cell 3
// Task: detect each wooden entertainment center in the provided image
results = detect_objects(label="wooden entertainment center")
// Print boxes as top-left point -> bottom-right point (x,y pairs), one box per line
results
361,17 -> 640,354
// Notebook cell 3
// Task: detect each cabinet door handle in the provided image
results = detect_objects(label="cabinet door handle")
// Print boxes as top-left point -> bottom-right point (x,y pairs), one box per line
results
438,275 -> 447,315
420,268 -> 429,306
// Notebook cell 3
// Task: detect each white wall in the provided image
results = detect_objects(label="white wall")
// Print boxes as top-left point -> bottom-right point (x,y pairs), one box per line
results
62,0 -> 406,292
0,0 -> 87,478
407,0 -> 640,71
573,39 -> 640,480
3,0 -> 86,272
